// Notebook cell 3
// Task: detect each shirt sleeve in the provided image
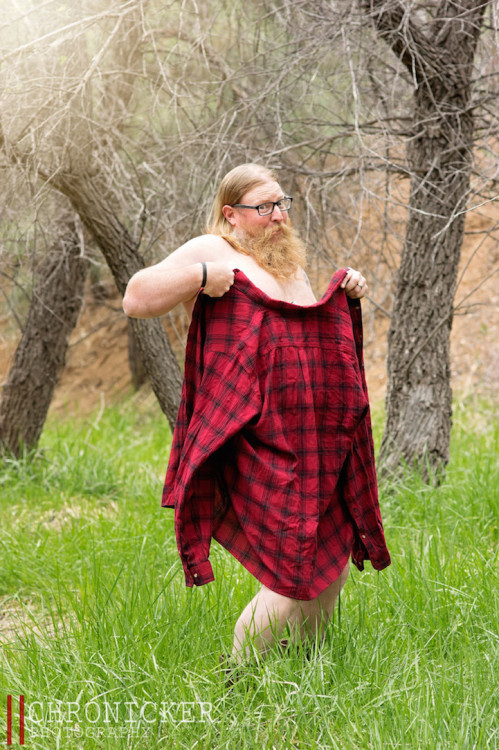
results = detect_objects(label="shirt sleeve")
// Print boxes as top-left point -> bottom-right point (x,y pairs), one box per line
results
172,350 -> 261,587
344,296 -> 391,572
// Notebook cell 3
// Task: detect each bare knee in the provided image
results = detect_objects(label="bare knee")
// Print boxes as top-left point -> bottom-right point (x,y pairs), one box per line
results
232,563 -> 350,657
232,585 -> 296,657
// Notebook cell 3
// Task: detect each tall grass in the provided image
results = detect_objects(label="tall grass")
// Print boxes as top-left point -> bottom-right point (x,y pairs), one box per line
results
0,394 -> 497,749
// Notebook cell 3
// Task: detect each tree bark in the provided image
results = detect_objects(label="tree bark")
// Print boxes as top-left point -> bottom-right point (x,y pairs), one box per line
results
362,0 -> 488,478
53,173 -> 183,429
0,220 -> 88,456
128,323 -> 149,391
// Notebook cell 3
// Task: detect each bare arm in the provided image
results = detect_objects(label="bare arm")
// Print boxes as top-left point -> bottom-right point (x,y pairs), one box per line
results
123,235 -> 235,318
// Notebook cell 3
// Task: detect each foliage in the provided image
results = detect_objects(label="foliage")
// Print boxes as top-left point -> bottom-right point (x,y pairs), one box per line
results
0,397 -> 497,749
0,3 -> 498,474
2,1 -> 496,286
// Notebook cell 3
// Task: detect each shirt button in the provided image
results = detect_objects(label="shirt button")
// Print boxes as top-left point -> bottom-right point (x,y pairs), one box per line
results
193,573 -> 198,578
361,534 -> 367,539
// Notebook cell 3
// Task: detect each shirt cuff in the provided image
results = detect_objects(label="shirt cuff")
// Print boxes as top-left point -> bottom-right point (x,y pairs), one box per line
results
184,560 -> 215,587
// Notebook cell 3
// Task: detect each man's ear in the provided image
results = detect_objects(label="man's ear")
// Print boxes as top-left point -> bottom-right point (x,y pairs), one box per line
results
222,204 -> 236,227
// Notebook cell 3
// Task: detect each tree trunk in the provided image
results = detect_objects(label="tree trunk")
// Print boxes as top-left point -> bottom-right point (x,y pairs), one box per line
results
53,173 -> 183,429
127,323 -> 148,391
362,0 -> 488,478
0,220 -> 88,456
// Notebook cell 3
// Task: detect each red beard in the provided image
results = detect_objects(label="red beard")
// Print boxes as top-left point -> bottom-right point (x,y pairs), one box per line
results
245,223 -> 307,279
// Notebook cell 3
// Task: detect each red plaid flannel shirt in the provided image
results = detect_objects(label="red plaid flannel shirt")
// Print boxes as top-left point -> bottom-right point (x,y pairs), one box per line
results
162,269 -> 390,600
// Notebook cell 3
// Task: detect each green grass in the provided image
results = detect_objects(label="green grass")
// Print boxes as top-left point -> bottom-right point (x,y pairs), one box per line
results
0,394 -> 497,749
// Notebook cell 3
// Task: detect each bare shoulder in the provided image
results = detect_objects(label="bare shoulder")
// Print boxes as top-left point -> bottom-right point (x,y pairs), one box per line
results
156,234 -> 232,270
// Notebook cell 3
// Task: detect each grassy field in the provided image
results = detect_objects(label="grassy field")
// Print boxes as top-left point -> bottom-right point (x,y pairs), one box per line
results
0,394 -> 497,749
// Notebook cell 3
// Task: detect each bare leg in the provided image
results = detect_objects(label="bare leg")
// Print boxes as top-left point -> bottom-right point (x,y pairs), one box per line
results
232,561 -> 349,660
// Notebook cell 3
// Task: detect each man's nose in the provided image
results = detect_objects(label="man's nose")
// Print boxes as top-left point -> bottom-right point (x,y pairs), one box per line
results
270,204 -> 284,221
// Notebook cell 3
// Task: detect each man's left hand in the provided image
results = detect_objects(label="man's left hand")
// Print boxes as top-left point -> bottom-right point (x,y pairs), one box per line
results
341,268 -> 368,299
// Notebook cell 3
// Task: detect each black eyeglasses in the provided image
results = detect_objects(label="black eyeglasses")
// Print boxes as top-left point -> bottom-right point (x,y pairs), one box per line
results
232,196 -> 293,217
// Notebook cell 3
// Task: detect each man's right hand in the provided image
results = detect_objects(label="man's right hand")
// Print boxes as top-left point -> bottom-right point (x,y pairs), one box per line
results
202,262 -> 235,298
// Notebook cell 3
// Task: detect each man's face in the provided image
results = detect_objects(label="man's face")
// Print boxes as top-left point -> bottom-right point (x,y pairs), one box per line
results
223,179 -> 289,242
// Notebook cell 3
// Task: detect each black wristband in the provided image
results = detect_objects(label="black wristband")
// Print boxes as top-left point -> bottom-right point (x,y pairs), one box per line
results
200,261 -> 207,289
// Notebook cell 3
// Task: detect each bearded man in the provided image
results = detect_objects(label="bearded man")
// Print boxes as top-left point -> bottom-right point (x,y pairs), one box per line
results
123,163 -> 390,663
